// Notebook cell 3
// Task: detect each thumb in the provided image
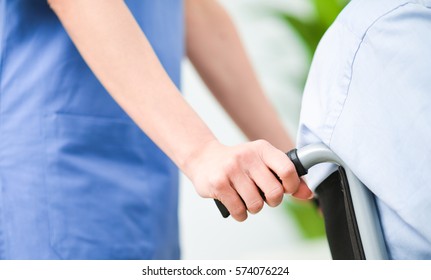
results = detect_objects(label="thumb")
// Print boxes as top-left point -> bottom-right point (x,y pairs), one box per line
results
292,179 -> 313,200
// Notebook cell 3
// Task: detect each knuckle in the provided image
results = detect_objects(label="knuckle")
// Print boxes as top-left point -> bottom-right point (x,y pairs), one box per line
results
234,150 -> 246,162
247,199 -> 264,214
266,187 -> 284,205
254,139 -> 269,147
253,139 -> 271,152
224,157 -> 240,174
209,175 -> 228,193
234,215 -> 247,222
233,149 -> 253,165
230,204 -> 247,218
279,165 -> 296,180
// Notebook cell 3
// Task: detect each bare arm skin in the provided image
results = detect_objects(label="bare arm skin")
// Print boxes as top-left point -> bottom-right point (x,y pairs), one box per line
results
186,0 -> 294,152
48,0 -> 311,221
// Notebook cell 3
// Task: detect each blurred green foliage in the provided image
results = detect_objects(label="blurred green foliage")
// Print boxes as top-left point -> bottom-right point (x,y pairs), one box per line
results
280,0 -> 349,61
284,198 -> 326,239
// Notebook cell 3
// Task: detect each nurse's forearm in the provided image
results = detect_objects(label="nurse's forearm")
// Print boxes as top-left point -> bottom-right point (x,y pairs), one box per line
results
49,0 -> 311,222
186,0 -> 294,151
48,0 -> 216,169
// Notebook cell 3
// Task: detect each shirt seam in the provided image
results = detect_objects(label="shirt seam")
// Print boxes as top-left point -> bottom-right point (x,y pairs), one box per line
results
327,2 -> 413,147
0,0 -> 7,259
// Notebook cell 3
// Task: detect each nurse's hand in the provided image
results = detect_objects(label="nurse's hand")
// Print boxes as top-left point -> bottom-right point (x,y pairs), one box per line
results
183,139 -> 311,222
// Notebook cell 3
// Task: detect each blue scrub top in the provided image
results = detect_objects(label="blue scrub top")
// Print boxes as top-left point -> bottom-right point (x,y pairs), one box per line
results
0,0 -> 184,259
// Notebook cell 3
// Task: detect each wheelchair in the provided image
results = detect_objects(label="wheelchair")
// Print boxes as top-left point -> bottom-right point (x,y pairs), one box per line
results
215,143 -> 388,260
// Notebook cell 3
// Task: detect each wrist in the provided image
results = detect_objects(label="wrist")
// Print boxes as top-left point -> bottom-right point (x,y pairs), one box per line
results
180,138 -> 221,180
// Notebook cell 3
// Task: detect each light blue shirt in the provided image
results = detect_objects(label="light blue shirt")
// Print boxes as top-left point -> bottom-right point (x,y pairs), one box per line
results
298,0 -> 431,259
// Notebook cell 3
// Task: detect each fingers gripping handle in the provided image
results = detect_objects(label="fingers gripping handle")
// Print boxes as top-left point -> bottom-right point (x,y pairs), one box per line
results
214,148 -> 309,218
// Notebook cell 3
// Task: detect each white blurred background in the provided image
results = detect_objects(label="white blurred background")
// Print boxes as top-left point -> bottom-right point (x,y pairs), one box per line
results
179,0 -> 333,259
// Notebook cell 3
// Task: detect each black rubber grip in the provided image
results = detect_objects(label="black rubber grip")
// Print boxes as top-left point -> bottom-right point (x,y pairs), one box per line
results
286,148 -> 308,177
215,149 -> 308,218
214,199 -> 230,218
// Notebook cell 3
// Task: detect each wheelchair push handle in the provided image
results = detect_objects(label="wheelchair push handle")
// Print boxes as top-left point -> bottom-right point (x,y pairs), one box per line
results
214,148 -> 306,218
215,143 -> 388,260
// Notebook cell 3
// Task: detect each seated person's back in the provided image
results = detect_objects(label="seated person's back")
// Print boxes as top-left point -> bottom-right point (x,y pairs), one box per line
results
297,0 -> 431,259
